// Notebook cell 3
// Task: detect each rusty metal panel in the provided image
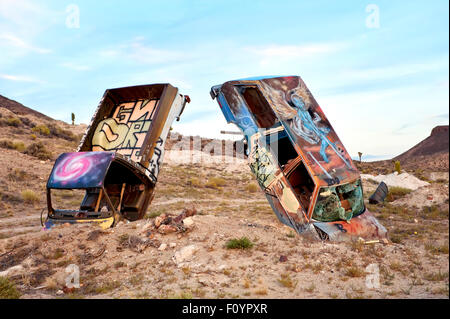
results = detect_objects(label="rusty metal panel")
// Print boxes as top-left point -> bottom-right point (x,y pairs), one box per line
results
211,75 -> 387,241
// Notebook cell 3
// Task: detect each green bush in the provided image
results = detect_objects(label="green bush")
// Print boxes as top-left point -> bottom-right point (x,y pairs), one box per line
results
386,186 -> 412,202
0,276 -> 21,299
394,161 -> 401,174
32,124 -> 50,136
225,237 -> 254,249
12,141 -> 25,152
6,117 -> 22,127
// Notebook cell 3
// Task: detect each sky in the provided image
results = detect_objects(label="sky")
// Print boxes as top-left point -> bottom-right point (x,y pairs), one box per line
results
0,0 -> 448,160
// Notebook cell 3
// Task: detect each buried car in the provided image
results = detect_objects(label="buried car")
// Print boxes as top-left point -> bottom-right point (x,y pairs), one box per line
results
43,83 -> 190,229
210,76 -> 387,241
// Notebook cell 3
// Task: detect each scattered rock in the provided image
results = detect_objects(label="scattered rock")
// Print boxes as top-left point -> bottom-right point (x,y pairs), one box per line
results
154,213 -> 170,228
158,243 -> 167,251
63,286 -> 77,294
0,264 -> 24,277
169,242 -> 177,248
183,217 -> 194,228
173,244 -> 198,265
173,207 -> 197,223
279,255 -> 288,262
158,224 -> 178,234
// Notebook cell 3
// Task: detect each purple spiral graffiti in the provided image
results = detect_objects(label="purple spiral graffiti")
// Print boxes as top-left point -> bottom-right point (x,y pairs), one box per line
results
53,153 -> 95,183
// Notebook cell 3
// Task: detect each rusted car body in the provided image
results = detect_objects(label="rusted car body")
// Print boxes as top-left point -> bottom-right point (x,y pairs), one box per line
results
211,76 -> 387,241
44,84 -> 189,229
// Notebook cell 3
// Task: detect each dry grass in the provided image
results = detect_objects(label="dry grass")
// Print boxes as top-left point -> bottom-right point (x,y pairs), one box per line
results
205,177 -> 227,189
278,274 -> 297,289
0,276 -> 21,299
21,189 -> 40,203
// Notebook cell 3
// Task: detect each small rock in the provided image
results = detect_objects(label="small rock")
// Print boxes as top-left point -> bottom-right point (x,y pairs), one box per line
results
169,242 -> 177,248
158,243 -> 167,251
154,213 -> 167,228
218,264 -> 228,271
183,217 -> 194,228
0,265 -> 24,277
56,290 -> 64,295
173,244 -> 198,265
141,222 -> 153,233
158,224 -> 178,234
414,218 -> 418,223
63,286 -> 76,294
279,255 -> 288,262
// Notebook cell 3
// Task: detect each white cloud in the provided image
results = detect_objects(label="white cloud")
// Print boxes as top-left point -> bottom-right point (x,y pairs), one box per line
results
337,57 -> 449,83
99,37 -> 188,65
246,42 -> 348,66
0,33 -> 51,54
0,73 -> 42,83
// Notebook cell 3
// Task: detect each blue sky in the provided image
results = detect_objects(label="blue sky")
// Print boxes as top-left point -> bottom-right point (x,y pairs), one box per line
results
0,0 -> 448,159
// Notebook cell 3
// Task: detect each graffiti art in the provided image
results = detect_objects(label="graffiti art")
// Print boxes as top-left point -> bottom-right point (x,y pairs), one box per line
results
211,76 -> 387,241
44,84 -> 190,228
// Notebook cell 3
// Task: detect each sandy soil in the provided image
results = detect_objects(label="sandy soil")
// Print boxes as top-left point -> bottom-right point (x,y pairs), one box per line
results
0,110 -> 448,299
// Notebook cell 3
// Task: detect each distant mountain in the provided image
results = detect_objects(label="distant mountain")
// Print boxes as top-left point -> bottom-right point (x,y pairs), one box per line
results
394,125 -> 449,161
0,94 -> 53,121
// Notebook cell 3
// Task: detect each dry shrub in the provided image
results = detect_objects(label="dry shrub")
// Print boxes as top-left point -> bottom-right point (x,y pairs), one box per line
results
23,142 -> 52,160
21,189 -> 39,203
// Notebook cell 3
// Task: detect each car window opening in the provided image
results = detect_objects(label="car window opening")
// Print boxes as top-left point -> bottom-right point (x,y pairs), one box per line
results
79,162 -> 151,221
238,86 -> 278,129
266,130 -> 298,167
286,161 -> 315,212
312,179 -> 365,222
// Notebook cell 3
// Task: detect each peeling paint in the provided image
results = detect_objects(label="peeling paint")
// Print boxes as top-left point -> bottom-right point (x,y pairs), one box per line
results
211,76 -> 387,241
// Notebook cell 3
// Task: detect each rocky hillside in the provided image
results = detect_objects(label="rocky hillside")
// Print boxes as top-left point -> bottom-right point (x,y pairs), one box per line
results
0,94 -> 53,121
395,125 -> 449,161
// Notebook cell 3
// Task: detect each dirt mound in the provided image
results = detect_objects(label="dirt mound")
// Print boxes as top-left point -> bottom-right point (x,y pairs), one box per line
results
395,125 -> 449,161
0,94 -> 53,121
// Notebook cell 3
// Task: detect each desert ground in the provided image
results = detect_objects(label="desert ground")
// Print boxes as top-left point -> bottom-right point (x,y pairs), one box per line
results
0,107 -> 448,299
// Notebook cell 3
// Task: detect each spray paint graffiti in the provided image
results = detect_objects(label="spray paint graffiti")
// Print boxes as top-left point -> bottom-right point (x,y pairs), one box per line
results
92,99 -> 158,162
211,76 -> 387,241
148,137 -> 163,177
48,152 -> 113,188
248,133 -> 277,188
287,91 -> 350,168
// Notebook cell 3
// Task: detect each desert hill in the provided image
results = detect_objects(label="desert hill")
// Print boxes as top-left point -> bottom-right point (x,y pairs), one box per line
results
0,94 -> 53,121
395,125 -> 449,161
356,125 -> 449,174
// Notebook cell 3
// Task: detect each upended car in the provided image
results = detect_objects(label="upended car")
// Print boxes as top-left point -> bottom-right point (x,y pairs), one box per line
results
43,83 -> 190,229
210,76 -> 387,241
